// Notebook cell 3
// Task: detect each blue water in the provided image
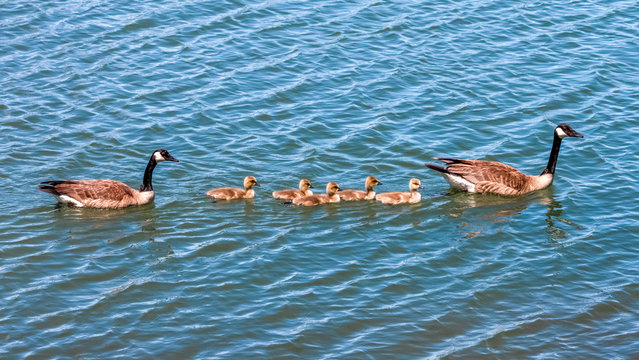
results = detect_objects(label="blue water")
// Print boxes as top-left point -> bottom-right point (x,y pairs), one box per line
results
2,0 -> 639,358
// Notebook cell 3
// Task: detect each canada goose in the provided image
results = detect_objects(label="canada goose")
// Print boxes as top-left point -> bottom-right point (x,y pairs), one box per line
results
375,178 -> 423,204
37,149 -> 179,208
292,182 -> 341,206
339,176 -> 382,201
206,176 -> 259,200
425,124 -> 584,195
272,179 -> 313,200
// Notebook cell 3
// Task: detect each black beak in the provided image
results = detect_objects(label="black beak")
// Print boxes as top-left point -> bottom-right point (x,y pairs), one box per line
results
167,156 -> 179,162
254,183 -> 260,187
572,131 -> 584,138
378,182 -> 383,186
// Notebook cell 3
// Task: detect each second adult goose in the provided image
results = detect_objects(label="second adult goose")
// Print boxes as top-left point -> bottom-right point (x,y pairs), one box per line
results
339,176 -> 382,201
37,149 -> 179,208
206,176 -> 259,200
425,124 -> 583,195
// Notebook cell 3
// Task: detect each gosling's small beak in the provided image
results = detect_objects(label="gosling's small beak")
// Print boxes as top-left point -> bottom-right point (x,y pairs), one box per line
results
309,185 -> 314,188
253,182 -> 260,187
378,182 -> 383,186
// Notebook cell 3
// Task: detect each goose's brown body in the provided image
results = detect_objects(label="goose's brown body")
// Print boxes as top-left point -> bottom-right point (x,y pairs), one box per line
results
293,182 -> 340,206
207,176 -> 259,200
38,180 -> 155,208
426,124 -> 584,196
272,179 -> 313,200
431,158 -> 554,195
38,149 -> 178,209
339,176 -> 381,201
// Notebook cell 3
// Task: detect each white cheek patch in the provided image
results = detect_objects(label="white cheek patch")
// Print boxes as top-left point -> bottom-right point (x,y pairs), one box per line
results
153,152 -> 165,162
555,127 -> 568,139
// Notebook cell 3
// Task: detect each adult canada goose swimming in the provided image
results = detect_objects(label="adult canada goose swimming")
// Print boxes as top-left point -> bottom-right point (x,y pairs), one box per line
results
38,149 -> 179,208
375,178 -> 423,204
272,179 -> 313,200
339,176 -> 382,201
425,124 -> 584,195
292,182 -> 341,206
206,176 -> 259,200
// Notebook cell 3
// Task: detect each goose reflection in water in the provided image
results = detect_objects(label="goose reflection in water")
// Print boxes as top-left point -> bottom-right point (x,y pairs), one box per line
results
46,204 -> 160,244
438,189 -> 578,240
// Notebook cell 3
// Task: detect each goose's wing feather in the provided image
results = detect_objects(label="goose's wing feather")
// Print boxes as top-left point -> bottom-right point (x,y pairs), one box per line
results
435,158 -> 530,191
474,181 -> 522,196
39,179 -> 138,207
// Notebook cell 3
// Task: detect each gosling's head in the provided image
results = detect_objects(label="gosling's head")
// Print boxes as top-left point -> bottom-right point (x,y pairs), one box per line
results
555,124 -> 583,139
152,149 -> 179,163
409,178 -> 423,192
365,176 -> 382,189
299,178 -> 313,191
244,176 -> 259,190
326,182 -> 341,196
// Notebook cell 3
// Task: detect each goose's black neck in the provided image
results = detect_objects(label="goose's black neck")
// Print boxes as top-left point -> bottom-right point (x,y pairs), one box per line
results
541,132 -> 563,176
141,155 -> 157,192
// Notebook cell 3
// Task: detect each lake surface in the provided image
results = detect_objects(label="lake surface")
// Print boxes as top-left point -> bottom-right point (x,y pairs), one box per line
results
2,0 -> 638,358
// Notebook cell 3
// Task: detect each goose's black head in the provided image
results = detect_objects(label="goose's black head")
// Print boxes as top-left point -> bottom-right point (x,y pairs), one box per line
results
555,124 -> 584,139
153,149 -> 179,162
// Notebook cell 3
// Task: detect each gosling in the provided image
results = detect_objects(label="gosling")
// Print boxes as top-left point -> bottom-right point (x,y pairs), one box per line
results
206,176 -> 259,200
339,176 -> 382,201
375,178 -> 423,204
272,179 -> 313,200
292,182 -> 341,206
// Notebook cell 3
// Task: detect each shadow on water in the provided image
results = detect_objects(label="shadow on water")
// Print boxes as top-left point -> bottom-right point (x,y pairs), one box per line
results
435,188 -> 578,241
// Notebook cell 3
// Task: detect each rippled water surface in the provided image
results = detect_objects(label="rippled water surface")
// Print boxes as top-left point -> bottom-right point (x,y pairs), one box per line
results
2,0 -> 639,358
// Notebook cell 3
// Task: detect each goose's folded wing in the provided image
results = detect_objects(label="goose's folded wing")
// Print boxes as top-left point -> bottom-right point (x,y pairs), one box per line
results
473,181 -> 523,195
45,180 -> 136,201
437,158 -> 529,191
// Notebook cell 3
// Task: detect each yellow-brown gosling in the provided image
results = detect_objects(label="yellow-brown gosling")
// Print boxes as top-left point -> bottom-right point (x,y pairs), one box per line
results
292,182 -> 341,206
272,178 -> 313,200
425,124 -> 584,195
37,149 -> 179,209
206,176 -> 259,200
375,178 -> 423,204
339,176 -> 382,201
